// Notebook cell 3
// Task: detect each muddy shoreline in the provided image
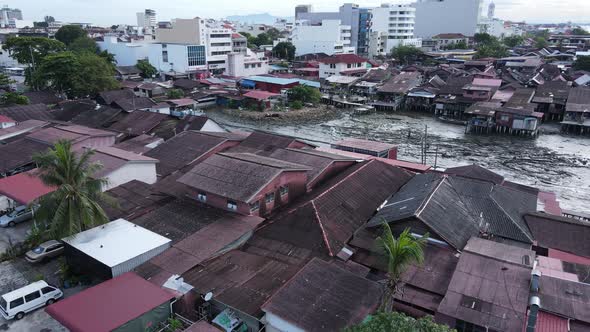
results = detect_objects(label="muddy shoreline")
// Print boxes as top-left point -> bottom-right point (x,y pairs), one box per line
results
206,105 -> 341,126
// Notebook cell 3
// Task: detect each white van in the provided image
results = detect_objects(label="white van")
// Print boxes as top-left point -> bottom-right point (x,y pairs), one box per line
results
0,281 -> 63,320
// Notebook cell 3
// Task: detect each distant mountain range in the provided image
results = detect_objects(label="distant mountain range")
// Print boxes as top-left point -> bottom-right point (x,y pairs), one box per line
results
225,13 -> 292,25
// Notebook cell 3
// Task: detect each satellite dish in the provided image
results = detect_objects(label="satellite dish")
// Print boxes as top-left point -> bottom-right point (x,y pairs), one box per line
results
203,292 -> 213,301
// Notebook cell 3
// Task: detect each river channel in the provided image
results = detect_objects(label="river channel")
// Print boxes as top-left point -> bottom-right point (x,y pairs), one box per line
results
206,110 -> 590,213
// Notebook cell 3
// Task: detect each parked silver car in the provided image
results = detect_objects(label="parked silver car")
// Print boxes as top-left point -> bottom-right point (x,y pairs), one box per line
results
0,206 -> 33,227
25,240 -> 64,263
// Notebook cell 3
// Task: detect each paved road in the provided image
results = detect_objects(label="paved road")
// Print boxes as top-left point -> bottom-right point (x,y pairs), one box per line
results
0,223 -> 30,255
0,258 -> 83,331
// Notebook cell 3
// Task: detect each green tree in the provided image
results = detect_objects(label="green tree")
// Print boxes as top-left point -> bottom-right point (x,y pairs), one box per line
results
33,140 -> 111,239
443,40 -> 469,50
289,85 -> 321,105
70,52 -> 118,97
572,27 -> 590,35
474,32 -> 497,45
36,51 -> 80,95
391,45 -> 423,65
0,72 -> 13,89
167,88 -> 184,99
0,92 -> 29,106
343,312 -> 456,332
574,56 -> 590,71
3,36 -> 65,65
69,36 -> 99,54
265,27 -> 282,40
475,43 -> 508,59
137,59 -> 157,78
55,25 -> 87,46
535,37 -> 548,49
99,50 -> 117,67
273,42 -> 296,60
377,225 -> 428,311
503,35 -> 524,48
2,36 -> 65,87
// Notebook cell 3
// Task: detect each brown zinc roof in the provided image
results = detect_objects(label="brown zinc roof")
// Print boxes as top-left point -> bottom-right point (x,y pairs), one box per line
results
177,153 -> 308,203
0,104 -> 54,122
108,111 -> 169,136
261,258 -> 381,332
144,131 -> 231,177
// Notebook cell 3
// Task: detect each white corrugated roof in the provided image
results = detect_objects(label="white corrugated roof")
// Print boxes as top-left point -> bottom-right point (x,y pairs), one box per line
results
63,219 -> 171,268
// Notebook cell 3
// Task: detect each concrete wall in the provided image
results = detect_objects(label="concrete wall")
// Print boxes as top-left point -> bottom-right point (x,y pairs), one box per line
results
148,43 -> 207,74
319,61 -> 366,79
98,37 -> 150,66
291,20 -> 354,56
226,53 -> 269,77
413,0 -> 483,38
102,162 -> 158,191
156,18 -> 203,44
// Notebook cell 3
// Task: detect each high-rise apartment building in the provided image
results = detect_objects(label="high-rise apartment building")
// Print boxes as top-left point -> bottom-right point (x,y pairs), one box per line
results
413,0 -> 484,38
295,5 -> 312,20
369,3 -> 421,57
137,9 -> 156,28
0,6 -> 23,28
290,20 -> 356,56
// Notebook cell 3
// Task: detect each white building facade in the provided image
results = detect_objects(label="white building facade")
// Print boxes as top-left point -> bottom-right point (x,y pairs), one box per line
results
290,19 -> 355,56
413,0 -> 484,38
98,37 -> 151,66
226,52 -> 269,77
147,43 -> 207,75
368,3 -> 421,57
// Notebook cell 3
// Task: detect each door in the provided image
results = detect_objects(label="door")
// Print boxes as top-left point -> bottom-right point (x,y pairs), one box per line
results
23,290 -> 43,312
40,286 -> 58,302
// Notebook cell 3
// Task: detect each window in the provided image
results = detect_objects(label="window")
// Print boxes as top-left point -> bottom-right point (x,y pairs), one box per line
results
227,200 -> 238,211
211,51 -> 231,56
456,320 -> 487,332
187,45 -> 206,67
500,115 -> 510,121
265,193 -> 275,203
250,201 -> 260,211
46,244 -> 62,252
280,186 -> 289,196
41,286 -> 56,295
24,291 -> 41,303
197,192 -> 207,202
162,50 -> 168,63
210,33 -> 231,38
210,42 -> 231,47
257,63 -> 261,68
347,64 -> 352,68
330,64 -> 336,69
9,297 -> 24,309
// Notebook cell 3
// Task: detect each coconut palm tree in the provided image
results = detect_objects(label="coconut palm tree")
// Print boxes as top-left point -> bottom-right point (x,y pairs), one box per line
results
377,223 -> 428,312
32,140 -> 110,239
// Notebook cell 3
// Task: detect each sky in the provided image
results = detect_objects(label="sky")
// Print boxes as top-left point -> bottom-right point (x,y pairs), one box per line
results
10,0 -> 590,26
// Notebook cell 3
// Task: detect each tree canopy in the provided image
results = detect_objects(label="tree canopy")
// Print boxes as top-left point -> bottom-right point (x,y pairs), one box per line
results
574,56 -> 590,71
571,27 -> 590,35
474,33 -> 496,45
0,92 -> 29,106
273,42 -> 296,61
288,85 -> 321,105
503,35 -> 524,48
55,25 -> 87,46
167,89 -> 184,99
3,36 -> 65,65
442,40 -> 469,50
36,51 -> 118,98
535,37 -> 548,49
248,33 -> 273,48
391,45 -> 423,65
343,312 -> 456,332
33,140 -> 111,239
69,36 -> 99,54
473,33 -> 508,59
137,59 -> 158,78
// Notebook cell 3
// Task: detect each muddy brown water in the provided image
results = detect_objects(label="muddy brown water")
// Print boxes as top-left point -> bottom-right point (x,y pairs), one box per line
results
206,109 -> 590,213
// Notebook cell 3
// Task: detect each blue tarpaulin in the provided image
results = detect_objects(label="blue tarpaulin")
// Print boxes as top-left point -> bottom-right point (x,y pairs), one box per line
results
240,80 -> 256,88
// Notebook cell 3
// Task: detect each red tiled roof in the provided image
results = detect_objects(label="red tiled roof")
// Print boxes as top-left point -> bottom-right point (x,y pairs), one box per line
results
0,115 -> 15,123
0,171 -> 55,205
433,33 -> 467,39
319,54 -> 368,65
46,272 -> 175,332
243,90 -> 280,100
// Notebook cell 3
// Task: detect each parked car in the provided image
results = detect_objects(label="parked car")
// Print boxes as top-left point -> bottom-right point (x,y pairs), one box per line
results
0,281 -> 63,320
25,240 -> 64,263
0,206 -> 33,227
